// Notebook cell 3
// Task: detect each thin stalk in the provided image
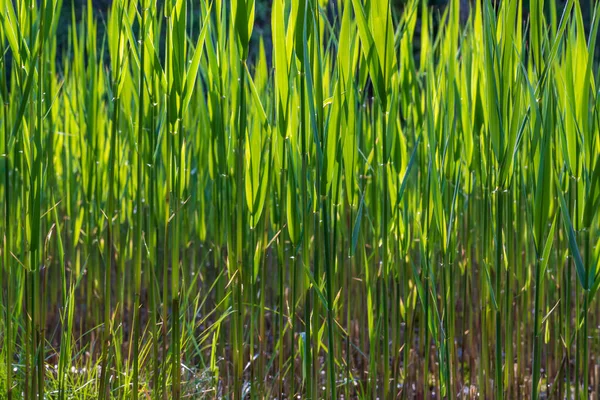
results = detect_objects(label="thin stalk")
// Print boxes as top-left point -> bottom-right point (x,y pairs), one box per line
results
161,12 -> 172,399
299,69 -> 312,399
278,143 -> 287,397
1,23 -> 13,400
380,106 -> 390,400
233,56 -> 247,400
532,255 -> 543,399
495,189 -> 503,398
132,2 -> 146,397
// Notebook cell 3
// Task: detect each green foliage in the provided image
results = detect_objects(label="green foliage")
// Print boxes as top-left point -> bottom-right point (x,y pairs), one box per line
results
1,0 -> 600,399
0,357 -> 6,400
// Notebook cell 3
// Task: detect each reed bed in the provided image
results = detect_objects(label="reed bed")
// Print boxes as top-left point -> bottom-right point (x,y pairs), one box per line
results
1,0 -> 600,398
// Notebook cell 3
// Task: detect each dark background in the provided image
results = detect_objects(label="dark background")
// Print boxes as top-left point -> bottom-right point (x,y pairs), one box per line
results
25,0 -> 600,68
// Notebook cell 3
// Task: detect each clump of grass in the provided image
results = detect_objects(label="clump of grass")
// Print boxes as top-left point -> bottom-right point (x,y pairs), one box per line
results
1,0 -> 600,399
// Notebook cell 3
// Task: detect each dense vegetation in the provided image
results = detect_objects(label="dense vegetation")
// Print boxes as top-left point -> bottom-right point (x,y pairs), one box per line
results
1,0 -> 600,398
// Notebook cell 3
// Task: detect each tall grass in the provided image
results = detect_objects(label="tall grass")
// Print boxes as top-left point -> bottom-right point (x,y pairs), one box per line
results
1,0 -> 600,398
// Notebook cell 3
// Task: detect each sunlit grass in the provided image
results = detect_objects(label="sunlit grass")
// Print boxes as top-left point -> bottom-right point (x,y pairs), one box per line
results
1,0 -> 600,398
